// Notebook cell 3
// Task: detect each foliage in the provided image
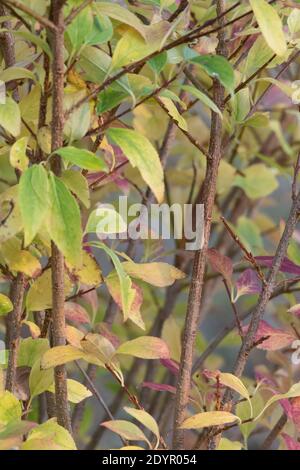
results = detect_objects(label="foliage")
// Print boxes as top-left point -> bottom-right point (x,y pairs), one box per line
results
0,0 -> 300,452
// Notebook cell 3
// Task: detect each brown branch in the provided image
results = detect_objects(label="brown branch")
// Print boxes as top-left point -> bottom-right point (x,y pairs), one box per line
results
49,0 -> 71,433
65,0 -> 93,25
1,0 -> 57,31
172,0 -> 228,450
5,273 -> 25,392
261,413 -> 287,450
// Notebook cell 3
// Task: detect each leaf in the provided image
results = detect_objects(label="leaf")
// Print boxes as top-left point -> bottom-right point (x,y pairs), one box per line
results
217,438 -> 243,451
47,379 -> 92,404
54,147 -> 108,172
255,382 -> 300,421
233,164 -> 278,199
112,29 -> 154,70
29,359 -> 54,400
288,9 -> 300,35
242,320 -> 296,351
0,237 -> 41,277
0,98 -> 21,137
66,250 -> 102,287
64,302 -> 90,324
101,420 -> 149,444
80,333 -> 116,365
94,2 -> 146,38
0,185 -> 23,243
182,85 -> 222,117
249,0 -> 287,56
234,269 -> 262,302
124,407 -> 160,448
90,241 -> 135,321
60,170 -> 90,209
159,97 -> 188,131
180,411 -> 240,429
116,336 -> 170,360
207,248 -> 233,283
288,304 -> 300,317
256,256 -> 300,275
243,112 -> 270,128
26,269 -> 73,311
105,274 -> 144,329
40,345 -> 103,369
86,205 -> 127,235
204,370 -> 252,417
107,128 -> 164,203
122,261 -> 186,287
0,392 -> 22,426
19,164 -> 49,246
0,293 -> 13,316
0,66 -> 36,83
18,338 -> 49,368
21,419 -> 76,450
47,172 -> 82,266
186,53 -> 235,93
9,137 -> 29,172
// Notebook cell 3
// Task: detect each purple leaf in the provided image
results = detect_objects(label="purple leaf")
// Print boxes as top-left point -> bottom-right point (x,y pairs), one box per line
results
242,320 -> 296,351
160,358 -> 179,376
141,382 -> 176,394
207,248 -> 233,282
234,269 -> 262,301
255,256 -> 300,275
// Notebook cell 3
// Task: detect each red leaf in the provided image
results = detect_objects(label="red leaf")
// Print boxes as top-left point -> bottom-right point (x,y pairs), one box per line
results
160,358 -> 179,375
141,382 -> 176,394
234,269 -> 262,300
207,248 -> 233,282
291,397 -> 300,432
256,256 -> 300,275
64,302 -> 90,324
242,320 -> 296,351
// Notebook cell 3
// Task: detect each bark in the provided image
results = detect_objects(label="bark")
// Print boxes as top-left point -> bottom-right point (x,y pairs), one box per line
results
172,0 -> 228,450
49,0 -> 72,433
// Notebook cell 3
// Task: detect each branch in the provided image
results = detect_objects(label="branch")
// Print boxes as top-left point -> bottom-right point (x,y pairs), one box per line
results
65,0 -> 93,25
49,0 -> 71,433
261,413 -> 287,450
172,0 -> 228,450
1,0 -> 57,31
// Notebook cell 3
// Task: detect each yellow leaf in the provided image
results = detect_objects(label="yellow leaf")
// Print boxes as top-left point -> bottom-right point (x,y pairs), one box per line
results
47,379 -> 92,404
26,269 -> 73,311
122,261 -> 185,287
180,411 -> 241,429
66,251 -> 102,287
116,336 -> 170,360
249,0 -> 287,56
41,345 -> 104,369
9,137 -> 29,172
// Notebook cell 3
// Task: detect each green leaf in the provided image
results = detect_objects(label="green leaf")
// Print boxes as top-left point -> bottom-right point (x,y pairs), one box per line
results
89,241 -> 135,321
112,29 -> 155,70
54,147 -> 108,172
148,52 -> 168,75
186,53 -> 235,93
182,84 -> 222,117
233,164 -> 278,199
85,206 -> 127,234
9,137 -> 29,172
47,379 -> 92,404
0,98 -> 21,137
0,294 -> 13,316
180,411 -> 241,429
18,338 -> 49,368
60,170 -> 90,209
0,392 -> 22,426
107,128 -> 164,203
21,419 -> 76,450
116,336 -> 170,359
29,359 -> 54,400
0,66 -> 36,83
94,2 -> 146,38
249,0 -> 287,56
47,172 -> 82,266
19,164 -> 49,246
